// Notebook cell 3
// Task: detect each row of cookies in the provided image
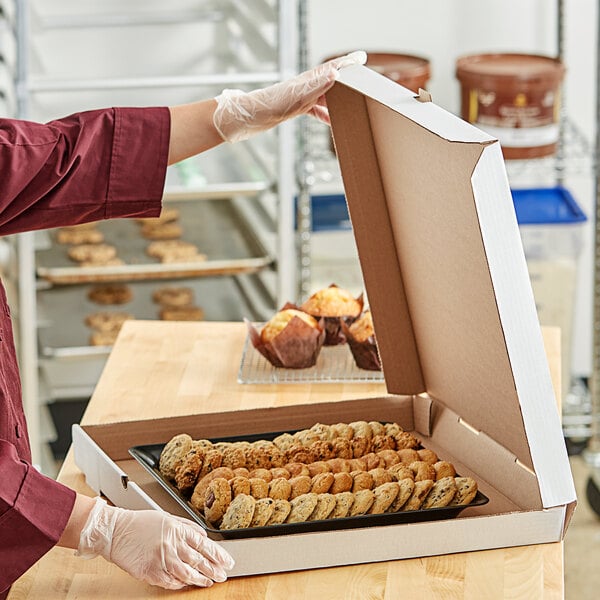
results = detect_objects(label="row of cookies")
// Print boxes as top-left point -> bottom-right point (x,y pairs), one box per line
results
214,474 -> 477,530
160,420 -> 422,474
189,459 -> 462,514
160,433 -> 430,495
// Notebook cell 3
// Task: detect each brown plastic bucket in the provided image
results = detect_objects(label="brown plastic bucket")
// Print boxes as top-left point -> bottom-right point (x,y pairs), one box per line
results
455,53 -> 565,159
325,52 -> 431,152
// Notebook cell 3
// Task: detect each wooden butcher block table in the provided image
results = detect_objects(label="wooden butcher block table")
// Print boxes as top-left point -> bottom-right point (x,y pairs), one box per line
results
10,321 -> 565,599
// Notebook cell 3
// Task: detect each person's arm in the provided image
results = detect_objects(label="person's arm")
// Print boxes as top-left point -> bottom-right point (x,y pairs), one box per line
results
167,99 -> 222,165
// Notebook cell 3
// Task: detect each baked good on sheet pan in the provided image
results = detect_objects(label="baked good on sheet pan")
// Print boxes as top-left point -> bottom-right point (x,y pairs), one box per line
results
300,284 -> 363,345
157,421 -> 480,531
136,206 -> 180,225
68,243 -> 118,265
87,283 -> 133,305
141,222 -> 183,240
57,227 -> 104,245
159,306 -> 205,322
84,311 -> 133,333
152,285 -> 195,308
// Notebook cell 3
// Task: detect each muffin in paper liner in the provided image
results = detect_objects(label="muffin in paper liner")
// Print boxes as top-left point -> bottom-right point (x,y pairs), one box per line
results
341,310 -> 382,371
300,284 -> 364,346
246,304 -> 326,369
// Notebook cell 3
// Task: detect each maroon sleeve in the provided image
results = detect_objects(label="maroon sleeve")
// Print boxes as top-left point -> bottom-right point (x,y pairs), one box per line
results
0,441 -> 76,594
0,106 -> 171,235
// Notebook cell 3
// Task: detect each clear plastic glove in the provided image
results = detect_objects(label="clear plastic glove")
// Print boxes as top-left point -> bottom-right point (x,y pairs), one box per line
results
76,497 -> 235,590
213,50 -> 367,143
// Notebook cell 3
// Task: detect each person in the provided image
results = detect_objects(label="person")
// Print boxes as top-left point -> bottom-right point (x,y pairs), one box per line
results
0,50 -> 366,597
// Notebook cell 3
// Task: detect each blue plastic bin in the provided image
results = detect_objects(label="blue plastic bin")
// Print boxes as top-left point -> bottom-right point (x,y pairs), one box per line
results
511,186 -> 587,260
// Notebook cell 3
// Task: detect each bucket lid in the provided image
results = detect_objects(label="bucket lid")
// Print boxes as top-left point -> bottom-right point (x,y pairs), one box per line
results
324,51 -> 430,80
456,52 -> 565,83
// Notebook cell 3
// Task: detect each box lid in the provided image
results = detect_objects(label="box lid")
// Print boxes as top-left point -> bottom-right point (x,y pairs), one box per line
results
327,65 -> 576,509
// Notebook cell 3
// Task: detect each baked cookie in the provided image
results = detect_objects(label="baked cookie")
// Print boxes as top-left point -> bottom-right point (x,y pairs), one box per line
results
327,457 -> 351,473
309,493 -> 336,521
433,461 -> 456,481
453,477 -> 478,506
397,449 -> 420,464
369,482 -> 400,514
377,449 -> 400,468
369,468 -> 393,487
57,227 -> 104,245
248,468 -> 273,482
422,476 -> 457,509
310,472 -> 334,494
402,480 -> 434,511
286,493 -> 319,523
221,446 -> 247,470
417,449 -> 439,464
270,467 -> 291,480
384,422 -> 403,438
159,433 -> 193,481
330,491 -> 355,519
349,489 -> 375,516
370,434 -> 396,453
89,330 -> 120,347
350,436 -> 371,458
268,477 -> 292,501
389,478 -> 415,512
307,461 -> 331,477
198,449 -> 223,478
273,433 -> 296,452
349,421 -> 373,440
84,311 -> 133,333
266,499 -> 292,525
152,285 -> 195,308
141,222 -> 183,240
159,306 -> 205,322
331,438 -> 353,459
351,471 -> 374,493
394,431 -> 421,450
160,252 -> 207,264
410,461 -> 437,482
87,283 -> 133,305
388,463 -> 414,482
80,257 -> 125,268
330,472 -> 353,494
230,476 -> 251,498
330,422 -> 355,440
248,477 -> 269,499
203,478 -> 232,524
220,494 -> 256,530
190,467 -> 234,511
286,463 -> 310,478
173,444 -> 206,494
146,240 -> 199,260
68,243 -> 117,264
363,453 -> 385,470
289,475 -> 312,499
250,497 -> 275,527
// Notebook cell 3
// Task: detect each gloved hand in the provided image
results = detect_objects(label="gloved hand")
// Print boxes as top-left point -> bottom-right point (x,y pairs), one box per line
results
76,497 -> 235,590
213,50 -> 367,143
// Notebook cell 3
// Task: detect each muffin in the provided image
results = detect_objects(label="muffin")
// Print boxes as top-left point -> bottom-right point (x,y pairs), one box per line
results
300,284 -> 363,345
246,304 -> 325,369
342,310 -> 382,371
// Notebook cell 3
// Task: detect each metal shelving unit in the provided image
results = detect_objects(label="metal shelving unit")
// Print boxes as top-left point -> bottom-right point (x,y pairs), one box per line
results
9,0 -> 303,471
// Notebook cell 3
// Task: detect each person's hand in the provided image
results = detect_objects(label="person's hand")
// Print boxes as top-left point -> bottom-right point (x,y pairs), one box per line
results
213,50 -> 367,143
76,497 -> 235,590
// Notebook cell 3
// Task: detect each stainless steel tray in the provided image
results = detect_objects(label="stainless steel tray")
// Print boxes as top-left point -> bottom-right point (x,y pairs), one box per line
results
129,438 -> 489,541
36,199 -> 273,284
164,143 -> 271,201
37,276 -> 258,358
238,331 -> 385,384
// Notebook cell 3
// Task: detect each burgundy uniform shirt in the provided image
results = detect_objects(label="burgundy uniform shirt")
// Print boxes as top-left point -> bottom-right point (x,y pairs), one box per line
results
0,106 -> 171,596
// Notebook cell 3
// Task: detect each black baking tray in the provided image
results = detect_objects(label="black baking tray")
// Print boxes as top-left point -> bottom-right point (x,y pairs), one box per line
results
129,433 -> 489,541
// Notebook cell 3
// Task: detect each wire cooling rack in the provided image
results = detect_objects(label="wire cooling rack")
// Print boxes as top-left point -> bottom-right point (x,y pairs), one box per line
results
237,333 -> 385,384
